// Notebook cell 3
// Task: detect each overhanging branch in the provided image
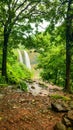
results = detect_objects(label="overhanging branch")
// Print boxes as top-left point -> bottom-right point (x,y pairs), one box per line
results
15,0 -> 27,12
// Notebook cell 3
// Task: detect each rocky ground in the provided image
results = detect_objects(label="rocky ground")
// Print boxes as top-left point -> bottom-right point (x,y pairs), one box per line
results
0,81 -> 73,130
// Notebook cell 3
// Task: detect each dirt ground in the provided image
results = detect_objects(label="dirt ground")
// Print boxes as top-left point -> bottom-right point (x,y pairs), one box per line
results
0,86 -> 68,130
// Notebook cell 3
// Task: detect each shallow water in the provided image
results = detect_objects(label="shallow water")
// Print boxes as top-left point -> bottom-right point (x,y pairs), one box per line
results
27,81 -> 49,96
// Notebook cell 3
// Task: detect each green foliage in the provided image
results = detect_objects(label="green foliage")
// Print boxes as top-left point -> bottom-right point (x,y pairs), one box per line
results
0,75 -> 6,84
35,31 -> 66,87
6,48 -> 32,84
7,63 -> 32,84
0,50 -> 2,69
0,75 -> 8,87
39,45 -> 66,86
51,94 -> 71,101
32,33 -> 51,51
19,81 -> 28,92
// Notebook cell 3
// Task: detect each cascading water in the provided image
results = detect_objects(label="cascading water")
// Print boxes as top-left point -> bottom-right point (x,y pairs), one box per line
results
18,49 -> 31,69
18,50 -> 23,63
24,50 -> 31,69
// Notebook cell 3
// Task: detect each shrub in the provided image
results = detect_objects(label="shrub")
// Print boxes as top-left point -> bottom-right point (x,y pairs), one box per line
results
18,81 -> 28,92
7,63 -> 32,84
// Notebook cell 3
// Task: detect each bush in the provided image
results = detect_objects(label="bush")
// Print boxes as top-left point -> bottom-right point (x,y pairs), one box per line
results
38,45 -> 66,87
7,63 -> 32,84
18,81 -> 28,92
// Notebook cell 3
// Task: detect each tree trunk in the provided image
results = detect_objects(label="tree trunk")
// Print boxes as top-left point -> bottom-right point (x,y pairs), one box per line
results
65,38 -> 71,91
65,0 -> 72,92
2,27 -> 9,78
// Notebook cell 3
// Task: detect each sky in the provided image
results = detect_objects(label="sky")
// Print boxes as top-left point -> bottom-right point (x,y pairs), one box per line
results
31,20 -> 49,33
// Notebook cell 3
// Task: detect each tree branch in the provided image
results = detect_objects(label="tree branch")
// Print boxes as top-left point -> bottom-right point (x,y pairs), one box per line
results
12,0 -> 19,9
15,0 -> 27,12
13,2 -> 34,24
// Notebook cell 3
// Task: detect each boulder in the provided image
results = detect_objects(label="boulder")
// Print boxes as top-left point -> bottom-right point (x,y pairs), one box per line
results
67,110 -> 73,121
53,109 -> 73,130
51,102 -> 68,112
31,86 -> 35,89
62,116 -> 72,127
54,121 -> 66,130
69,101 -> 73,109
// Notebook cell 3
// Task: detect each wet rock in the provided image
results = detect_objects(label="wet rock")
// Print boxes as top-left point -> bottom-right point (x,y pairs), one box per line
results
31,86 -> 35,89
62,116 -> 72,127
51,102 -> 68,112
27,79 -> 33,83
53,110 -> 73,130
69,101 -> 73,109
67,110 -> 73,121
54,121 -> 66,130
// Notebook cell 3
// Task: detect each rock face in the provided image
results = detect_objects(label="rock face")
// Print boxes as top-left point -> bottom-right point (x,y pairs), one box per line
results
51,102 -> 68,112
52,99 -> 73,130
54,110 -> 73,130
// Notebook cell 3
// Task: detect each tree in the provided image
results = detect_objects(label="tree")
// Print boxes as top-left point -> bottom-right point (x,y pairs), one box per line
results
33,30 -> 66,87
0,0 -> 43,79
65,0 -> 73,91
42,0 -> 73,91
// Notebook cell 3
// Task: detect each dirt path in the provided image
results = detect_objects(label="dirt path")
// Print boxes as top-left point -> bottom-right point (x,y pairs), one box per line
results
0,84 -> 68,130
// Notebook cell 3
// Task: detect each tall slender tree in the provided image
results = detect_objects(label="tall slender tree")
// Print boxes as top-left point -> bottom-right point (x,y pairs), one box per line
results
65,0 -> 73,91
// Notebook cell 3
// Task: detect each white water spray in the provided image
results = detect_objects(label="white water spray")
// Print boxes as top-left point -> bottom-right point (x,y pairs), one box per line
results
24,50 -> 31,69
18,50 -> 23,63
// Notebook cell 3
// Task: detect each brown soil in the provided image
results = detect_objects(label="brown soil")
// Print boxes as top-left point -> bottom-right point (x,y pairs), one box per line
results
0,86 -> 70,130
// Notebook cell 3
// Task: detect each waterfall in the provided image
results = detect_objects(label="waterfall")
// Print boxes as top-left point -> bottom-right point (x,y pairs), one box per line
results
18,49 -> 31,69
24,50 -> 31,69
18,50 -> 23,63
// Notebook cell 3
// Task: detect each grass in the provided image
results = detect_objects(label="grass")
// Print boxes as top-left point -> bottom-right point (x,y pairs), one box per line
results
50,94 -> 71,101
0,84 -> 8,87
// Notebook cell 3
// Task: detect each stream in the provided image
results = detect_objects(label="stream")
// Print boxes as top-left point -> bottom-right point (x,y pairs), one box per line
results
27,81 -> 49,96
7,80 -> 62,97
26,80 -> 62,96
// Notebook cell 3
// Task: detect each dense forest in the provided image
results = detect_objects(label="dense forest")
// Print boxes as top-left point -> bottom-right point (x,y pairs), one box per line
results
0,0 -> 73,92
0,1 -> 73,130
